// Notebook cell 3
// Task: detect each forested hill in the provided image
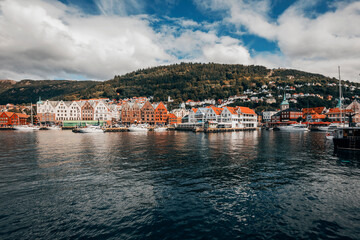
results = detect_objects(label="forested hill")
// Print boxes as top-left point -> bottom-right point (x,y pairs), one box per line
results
1,63 -> 357,105
0,80 -> 97,105
74,63 -> 341,102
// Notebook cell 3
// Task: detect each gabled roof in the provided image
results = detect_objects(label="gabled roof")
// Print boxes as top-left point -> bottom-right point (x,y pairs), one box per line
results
155,102 -> 167,111
2,112 -> 15,118
236,106 -> 256,115
207,106 -> 223,115
226,107 -> 237,115
16,113 -> 29,118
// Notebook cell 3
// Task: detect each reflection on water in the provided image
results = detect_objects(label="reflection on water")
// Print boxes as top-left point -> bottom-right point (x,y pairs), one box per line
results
0,130 -> 359,240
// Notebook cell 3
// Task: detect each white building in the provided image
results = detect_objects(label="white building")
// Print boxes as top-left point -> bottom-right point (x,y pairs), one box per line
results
262,111 -> 278,122
55,101 -> 72,121
68,101 -> 82,121
94,100 -> 112,121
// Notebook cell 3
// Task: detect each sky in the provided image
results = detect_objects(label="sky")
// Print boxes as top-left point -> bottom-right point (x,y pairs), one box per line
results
0,0 -> 359,82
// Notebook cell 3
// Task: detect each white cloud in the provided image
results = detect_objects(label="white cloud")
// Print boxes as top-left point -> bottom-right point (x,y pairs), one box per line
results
195,0 -> 360,82
0,0 -> 253,80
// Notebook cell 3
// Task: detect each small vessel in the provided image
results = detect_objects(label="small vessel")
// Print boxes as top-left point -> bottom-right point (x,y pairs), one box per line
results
153,127 -> 167,132
13,125 -> 40,131
318,123 -> 339,132
128,124 -> 149,132
277,124 -> 309,132
46,125 -> 61,130
77,125 -> 104,133
333,127 -> 360,152
14,103 -> 40,131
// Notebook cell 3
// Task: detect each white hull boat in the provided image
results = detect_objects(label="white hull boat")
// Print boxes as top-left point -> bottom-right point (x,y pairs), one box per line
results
277,124 -> 309,132
46,126 -> 61,130
128,124 -> 149,132
13,125 -> 40,131
77,125 -> 104,133
153,127 -> 167,132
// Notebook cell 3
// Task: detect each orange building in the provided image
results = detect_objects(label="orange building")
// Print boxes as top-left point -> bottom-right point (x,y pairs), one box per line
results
155,102 -> 168,125
167,113 -> 181,125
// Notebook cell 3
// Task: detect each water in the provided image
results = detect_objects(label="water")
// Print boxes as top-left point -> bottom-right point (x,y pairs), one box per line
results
0,130 -> 359,239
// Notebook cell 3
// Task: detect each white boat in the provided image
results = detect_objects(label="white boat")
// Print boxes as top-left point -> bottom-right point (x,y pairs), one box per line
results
13,125 -> 40,131
128,124 -> 149,132
153,127 -> 167,132
77,125 -> 104,133
46,125 -> 61,130
277,124 -> 309,132
318,123 -> 339,132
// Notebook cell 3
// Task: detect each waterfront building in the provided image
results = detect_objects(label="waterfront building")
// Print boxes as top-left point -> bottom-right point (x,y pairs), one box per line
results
280,108 -> 303,122
205,106 -> 223,122
237,106 -> 258,128
81,101 -> 95,121
0,112 -> 29,126
141,101 -> 155,124
68,101 -> 82,121
167,113 -> 182,125
262,111 -> 277,122
55,100 -> 72,121
93,100 -> 112,121
154,102 -> 168,125
121,102 -> 142,124
325,108 -> 354,122
36,99 -> 57,123
185,106 -> 258,129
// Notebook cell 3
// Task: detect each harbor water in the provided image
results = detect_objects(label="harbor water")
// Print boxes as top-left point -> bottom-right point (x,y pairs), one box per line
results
0,130 -> 359,239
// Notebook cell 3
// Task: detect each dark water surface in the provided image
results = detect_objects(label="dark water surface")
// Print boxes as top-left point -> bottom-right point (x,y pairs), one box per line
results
0,130 -> 359,239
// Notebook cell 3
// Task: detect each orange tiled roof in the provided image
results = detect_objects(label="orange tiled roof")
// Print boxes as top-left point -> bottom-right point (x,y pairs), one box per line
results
192,108 -> 198,113
16,113 -> 29,118
327,108 -> 353,114
226,107 -> 237,115
237,106 -> 256,115
211,106 -> 223,115
3,112 -> 15,118
168,113 -> 177,118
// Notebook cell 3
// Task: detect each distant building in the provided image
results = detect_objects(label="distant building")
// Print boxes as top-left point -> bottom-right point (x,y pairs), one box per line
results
280,93 -> 289,111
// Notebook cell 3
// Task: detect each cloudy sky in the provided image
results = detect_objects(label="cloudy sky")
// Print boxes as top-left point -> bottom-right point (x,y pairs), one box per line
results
0,0 -> 359,82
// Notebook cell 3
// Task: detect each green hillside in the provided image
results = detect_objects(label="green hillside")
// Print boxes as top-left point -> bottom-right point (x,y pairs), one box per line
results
0,80 -> 97,104
75,63 -> 344,102
1,63 -> 359,109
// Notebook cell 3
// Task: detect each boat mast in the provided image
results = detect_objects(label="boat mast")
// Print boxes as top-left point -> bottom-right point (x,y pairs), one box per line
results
338,66 -> 342,125
31,103 -> 33,125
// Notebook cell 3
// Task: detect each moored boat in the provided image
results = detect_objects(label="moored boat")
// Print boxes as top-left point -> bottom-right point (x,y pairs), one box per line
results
77,125 -> 104,133
153,127 -> 167,132
13,125 -> 40,131
128,124 -> 149,132
277,124 -> 309,132
46,125 -> 61,130
333,127 -> 360,152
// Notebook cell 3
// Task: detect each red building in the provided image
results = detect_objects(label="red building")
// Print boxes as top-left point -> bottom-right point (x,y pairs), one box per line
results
0,112 -> 29,126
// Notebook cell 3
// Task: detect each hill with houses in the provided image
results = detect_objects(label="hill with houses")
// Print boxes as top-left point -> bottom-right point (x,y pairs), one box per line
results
1,63 -> 359,111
